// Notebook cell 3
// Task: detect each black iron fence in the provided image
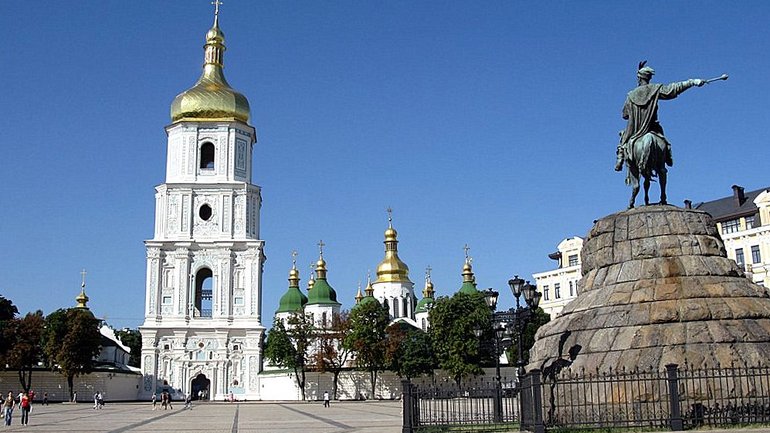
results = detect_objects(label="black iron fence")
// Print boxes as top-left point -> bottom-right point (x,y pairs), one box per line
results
402,363 -> 770,433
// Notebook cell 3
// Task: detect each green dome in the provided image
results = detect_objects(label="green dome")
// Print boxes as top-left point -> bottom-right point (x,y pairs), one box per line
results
276,286 -> 307,314
354,295 -> 380,310
414,296 -> 434,314
306,278 -> 340,306
458,281 -> 478,295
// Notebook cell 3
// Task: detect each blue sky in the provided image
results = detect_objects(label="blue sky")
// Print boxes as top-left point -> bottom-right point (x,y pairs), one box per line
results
2,1 -> 768,329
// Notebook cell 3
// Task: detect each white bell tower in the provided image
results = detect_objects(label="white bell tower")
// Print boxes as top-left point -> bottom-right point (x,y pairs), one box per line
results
140,4 -> 265,401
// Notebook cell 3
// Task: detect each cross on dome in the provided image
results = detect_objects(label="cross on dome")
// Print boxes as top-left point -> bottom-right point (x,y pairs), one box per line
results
291,250 -> 298,268
81,268 -> 87,288
386,207 -> 393,227
211,0 -> 223,25
463,244 -> 471,262
317,240 -> 325,257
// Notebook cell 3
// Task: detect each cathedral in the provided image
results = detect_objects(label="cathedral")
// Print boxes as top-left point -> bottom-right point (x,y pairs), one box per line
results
139,7 -> 265,401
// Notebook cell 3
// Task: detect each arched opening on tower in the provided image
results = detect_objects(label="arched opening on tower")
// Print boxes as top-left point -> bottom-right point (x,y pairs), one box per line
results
195,268 -> 213,318
191,373 -> 211,401
200,142 -> 215,170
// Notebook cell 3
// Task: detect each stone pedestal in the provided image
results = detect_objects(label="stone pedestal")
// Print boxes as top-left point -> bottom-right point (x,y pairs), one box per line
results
528,206 -> 770,373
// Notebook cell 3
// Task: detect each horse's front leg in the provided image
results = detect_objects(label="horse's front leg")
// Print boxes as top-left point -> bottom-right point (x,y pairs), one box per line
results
659,171 -> 667,205
643,176 -> 651,206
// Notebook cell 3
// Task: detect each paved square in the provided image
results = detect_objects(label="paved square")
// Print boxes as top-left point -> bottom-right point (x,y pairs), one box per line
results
2,400 -> 402,432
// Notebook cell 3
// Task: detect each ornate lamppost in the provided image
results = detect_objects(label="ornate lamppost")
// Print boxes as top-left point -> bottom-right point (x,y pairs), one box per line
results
478,276 -> 542,423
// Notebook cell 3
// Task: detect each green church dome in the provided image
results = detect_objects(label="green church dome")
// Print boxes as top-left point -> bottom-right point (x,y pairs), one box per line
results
276,266 -> 307,313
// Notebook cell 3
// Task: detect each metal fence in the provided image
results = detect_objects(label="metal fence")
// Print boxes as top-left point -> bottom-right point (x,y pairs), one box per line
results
402,363 -> 770,433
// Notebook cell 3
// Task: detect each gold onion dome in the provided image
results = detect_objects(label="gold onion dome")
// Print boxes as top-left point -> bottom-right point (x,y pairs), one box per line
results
170,15 -> 250,123
375,218 -> 411,283
458,246 -> 478,294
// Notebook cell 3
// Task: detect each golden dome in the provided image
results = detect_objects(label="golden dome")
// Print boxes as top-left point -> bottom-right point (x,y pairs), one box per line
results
170,19 -> 250,123
375,221 -> 411,283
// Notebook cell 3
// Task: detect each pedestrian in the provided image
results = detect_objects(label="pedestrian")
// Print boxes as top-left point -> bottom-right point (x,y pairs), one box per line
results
20,392 -> 30,426
184,393 -> 192,410
229,391 -> 234,403
3,392 -> 14,426
97,391 -> 104,409
93,392 -> 99,409
166,391 -> 173,410
42,392 -> 48,406
16,392 -> 23,410
151,392 -> 157,410
323,391 -> 330,408
72,391 -> 77,403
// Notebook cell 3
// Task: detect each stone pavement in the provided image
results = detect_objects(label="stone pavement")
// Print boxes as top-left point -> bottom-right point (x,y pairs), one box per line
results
1,400 -> 403,432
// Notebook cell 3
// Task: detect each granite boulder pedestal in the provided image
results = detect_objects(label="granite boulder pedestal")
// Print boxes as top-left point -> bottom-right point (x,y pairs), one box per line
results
528,205 -> 770,374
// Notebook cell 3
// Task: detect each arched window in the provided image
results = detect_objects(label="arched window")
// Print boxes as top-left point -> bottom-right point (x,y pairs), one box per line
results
402,298 -> 408,318
321,312 -> 327,327
195,268 -> 213,318
393,298 -> 399,317
200,142 -> 215,170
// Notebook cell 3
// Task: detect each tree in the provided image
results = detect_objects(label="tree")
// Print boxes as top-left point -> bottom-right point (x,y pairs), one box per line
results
385,323 -> 435,380
345,300 -> 389,399
429,292 -> 491,385
507,307 -> 550,366
264,313 -> 315,400
4,311 -> 45,392
114,328 -> 142,367
313,311 -> 351,399
0,295 -> 19,356
43,308 -> 102,401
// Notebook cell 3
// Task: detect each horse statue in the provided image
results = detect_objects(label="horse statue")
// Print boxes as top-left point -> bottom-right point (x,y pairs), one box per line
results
623,132 -> 667,208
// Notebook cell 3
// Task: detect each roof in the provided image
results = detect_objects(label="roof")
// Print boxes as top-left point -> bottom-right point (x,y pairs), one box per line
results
694,186 -> 769,221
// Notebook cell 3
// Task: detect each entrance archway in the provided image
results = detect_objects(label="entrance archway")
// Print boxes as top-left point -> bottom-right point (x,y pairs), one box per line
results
191,373 -> 211,401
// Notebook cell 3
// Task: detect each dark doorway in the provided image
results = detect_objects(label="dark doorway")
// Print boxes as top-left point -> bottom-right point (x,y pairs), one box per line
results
191,373 -> 211,401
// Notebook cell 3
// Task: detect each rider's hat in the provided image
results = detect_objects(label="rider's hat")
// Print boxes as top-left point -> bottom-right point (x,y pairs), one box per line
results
637,60 -> 655,79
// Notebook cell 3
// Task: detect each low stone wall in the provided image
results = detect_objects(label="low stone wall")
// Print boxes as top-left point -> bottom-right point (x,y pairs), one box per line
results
0,369 -> 142,402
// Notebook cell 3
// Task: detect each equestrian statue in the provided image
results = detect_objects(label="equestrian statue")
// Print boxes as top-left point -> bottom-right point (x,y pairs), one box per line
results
616,61 -> 727,208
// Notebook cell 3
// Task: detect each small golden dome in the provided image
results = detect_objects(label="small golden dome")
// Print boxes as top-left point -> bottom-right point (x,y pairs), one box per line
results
170,20 -> 250,123
375,221 -> 411,283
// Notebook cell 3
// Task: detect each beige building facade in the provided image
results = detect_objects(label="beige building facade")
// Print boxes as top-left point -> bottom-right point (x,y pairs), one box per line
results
532,237 -> 583,318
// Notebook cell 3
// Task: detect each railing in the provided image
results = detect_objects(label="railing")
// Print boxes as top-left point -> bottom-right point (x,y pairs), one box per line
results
402,363 -> 770,433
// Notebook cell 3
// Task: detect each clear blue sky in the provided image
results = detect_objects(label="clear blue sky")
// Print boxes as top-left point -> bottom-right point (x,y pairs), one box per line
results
2,1 -> 768,329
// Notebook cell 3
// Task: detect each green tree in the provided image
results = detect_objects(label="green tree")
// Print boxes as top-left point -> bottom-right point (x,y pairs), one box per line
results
345,300 -> 389,399
264,313 -> 315,400
4,311 -> 45,392
0,295 -> 19,356
385,323 -> 435,380
429,292 -> 491,385
506,307 -> 550,366
114,328 -> 142,367
43,308 -> 102,401
313,311 -> 351,399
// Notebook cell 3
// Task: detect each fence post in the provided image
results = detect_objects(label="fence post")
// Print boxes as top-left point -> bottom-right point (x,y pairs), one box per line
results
666,363 -> 683,431
401,379 -> 413,433
530,369 -> 545,433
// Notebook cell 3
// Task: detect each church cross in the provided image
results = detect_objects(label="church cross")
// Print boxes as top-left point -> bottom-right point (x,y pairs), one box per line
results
425,265 -> 432,279
212,0 -> 223,19
386,207 -> 393,226
81,268 -> 87,288
291,250 -> 298,268
317,240 -> 325,257
463,244 -> 471,261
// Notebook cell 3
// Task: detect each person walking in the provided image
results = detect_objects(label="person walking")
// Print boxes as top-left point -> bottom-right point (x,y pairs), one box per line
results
166,391 -> 173,410
184,393 -> 192,410
151,393 -> 157,410
323,391 -> 330,408
3,392 -> 14,426
19,392 -> 30,426
42,392 -> 48,406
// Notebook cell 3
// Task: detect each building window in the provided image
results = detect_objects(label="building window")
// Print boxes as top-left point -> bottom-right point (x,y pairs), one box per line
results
200,142 -> 215,170
234,296 -> 244,306
195,268 -> 213,318
543,286 -> 549,301
722,219 -> 740,234
746,215 -> 756,229
162,296 -> 172,305
555,283 -> 561,299
568,255 -> 579,267
569,281 -> 574,297
735,248 -> 745,270
752,245 -> 762,264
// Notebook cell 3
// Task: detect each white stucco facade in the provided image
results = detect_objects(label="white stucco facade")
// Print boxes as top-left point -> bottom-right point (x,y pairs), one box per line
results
532,237 -> 583,318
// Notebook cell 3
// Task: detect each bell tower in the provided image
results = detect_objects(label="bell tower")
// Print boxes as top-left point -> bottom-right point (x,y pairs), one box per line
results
140,4 -> 265,401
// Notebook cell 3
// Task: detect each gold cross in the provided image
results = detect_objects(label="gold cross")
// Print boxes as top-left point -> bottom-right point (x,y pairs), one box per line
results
212,0 -> 223,18
317,240 -> 325,257
386,207 -> 393,226
463,244 -> 471,261
80,268 -> 87,288
425,265 -> 432,279
291,250 -> 298,268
